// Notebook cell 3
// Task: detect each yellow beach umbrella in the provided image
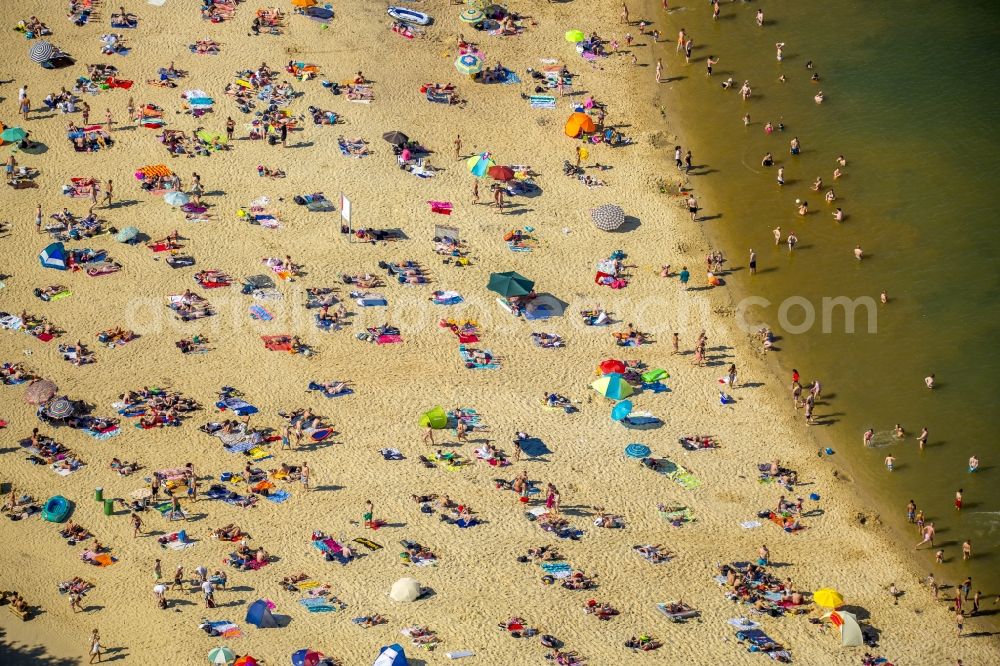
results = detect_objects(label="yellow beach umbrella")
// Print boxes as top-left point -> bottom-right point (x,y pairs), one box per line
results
813,588 -> 844,608
565,30 -> 585,43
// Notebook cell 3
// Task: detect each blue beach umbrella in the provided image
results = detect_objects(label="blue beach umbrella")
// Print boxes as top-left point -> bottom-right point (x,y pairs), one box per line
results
466,151 -> 494,177
624,443 -> 651,459
164,191 -> 189,207
611,399 -> 633,421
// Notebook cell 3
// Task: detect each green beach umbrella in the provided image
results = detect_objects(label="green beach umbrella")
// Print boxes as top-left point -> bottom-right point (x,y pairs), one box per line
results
1,127 -> 28,143
208,646 -> 235,665
565,29 -> 585,43
455,54 -> 484,75
487,271 -> 534,297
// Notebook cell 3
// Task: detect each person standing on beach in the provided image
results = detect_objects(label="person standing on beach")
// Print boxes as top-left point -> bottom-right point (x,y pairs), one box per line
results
748,249 -> 757,275
226,116 -> 235,141
679,266 -> 690,290
422,425 -> 435,446
154,558 -> 162,581
453,134 -> 462,160
672,332 -> 680,354
963,539 -> 972,560
684,150 -> 693,173
726,364 -> 738,388
471,179 -> 479,205
88,629 -> 101,664
686,195 -> 698,221
301,462 -> 310,490
906,500 -> 916,523
363,499 -> 374,528
131,512 -> 143,537
621,2 -> 629,24
655,59 -> 662,83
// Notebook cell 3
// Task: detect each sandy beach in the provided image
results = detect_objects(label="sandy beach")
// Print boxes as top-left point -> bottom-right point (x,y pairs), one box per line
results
0,1 -> 997,664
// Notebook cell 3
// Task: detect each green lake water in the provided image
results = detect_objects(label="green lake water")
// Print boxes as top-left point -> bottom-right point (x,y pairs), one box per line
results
649,1 -> 1000,593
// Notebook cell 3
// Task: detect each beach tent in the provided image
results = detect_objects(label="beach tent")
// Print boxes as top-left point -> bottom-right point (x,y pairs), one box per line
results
824,610 -> 863,647
208,647 -> 236,665
418,406 -> 448,430
565,29 -> 585,43
487,271 -> 534,297
523,295 -> 564,320
373,644 -> 409,666
813,588 -> 844,608
389,577 -> 421,602
591,372 -> 633,400
245,600 -> 278,628
39,242 -> 68,270
564,112 -> 596,138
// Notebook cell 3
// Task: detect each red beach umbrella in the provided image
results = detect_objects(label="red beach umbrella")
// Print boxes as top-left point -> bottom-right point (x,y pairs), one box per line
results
599,359 -> 626,375
487,165 -> 515,181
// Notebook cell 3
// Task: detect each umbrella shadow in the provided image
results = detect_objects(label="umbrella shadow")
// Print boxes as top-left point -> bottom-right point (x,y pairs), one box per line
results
611,215 -> 641,233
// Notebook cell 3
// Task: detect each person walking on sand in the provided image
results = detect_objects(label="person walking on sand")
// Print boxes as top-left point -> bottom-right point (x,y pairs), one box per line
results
453,134 -> 462,160
131,512 -> 144,537
906,499 -> 916,523
154,558 -> 162,581
655,59 -> 662,83
686,194 -> 698,221
363,499 -> 374,528
89,629 -> 102,664
471,179 -> 479,205
226,116 -> 235,141
915,522 -> 935,549
621,1 -> 629,25
727,364 -> 738,388
422,425 -> 435,446
101,179 -> 113,208
301,462 -> 310,490
679,266 -> 690,290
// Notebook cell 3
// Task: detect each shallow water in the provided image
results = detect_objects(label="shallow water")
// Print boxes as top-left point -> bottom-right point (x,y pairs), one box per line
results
649,2 -> 1000,591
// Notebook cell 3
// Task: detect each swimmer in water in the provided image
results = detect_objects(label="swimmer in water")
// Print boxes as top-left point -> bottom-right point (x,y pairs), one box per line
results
775,42 -> 785,62
761,152 -> 774,167
825,190 -> 836,203
837,155 -> 847,167
894,423 -> 906,438
833,207 -> 844,221
798,201 -> 809,216
811,177 -> 823,191
777,166 -> 785,186
925,374 -> 935,389
814,91 -> 825,104
773,226 -> 781,245
918,427 -> 928,449
864,428 -> 874,447
755,9 -> 764,27
968,455 -> 979,472
885,454 -> 896,471
833,167 -> 843,179
790,137 -> 800,154
854,245 -> 864,260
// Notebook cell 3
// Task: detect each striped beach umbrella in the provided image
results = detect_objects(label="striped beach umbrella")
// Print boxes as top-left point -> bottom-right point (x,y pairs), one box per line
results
455,53 -> 483,75
591,372 -> 633,400
591,204 -> 625,231
460,8 -> 484,23
29,41 -> 54,63
25,380 -> 58,405
466,151 -> 495,177
115,226 -> 140,243
624,443 -> 651,459
46,398 -> 75,420
208,646 -> 235,665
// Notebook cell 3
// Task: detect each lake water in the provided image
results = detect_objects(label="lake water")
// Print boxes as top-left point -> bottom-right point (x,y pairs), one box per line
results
648,1 -> 1000,593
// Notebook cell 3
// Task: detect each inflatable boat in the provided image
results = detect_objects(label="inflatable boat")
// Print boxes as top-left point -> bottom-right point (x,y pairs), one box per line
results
42,495 -> 72,523
387,6 -> 432,26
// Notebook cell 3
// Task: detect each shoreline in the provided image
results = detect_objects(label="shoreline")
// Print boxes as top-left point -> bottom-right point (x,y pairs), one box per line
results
0,1 -> 996,664
634,0 -> 1000,637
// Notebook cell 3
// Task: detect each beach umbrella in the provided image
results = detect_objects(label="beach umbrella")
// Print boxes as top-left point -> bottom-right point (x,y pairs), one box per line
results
208,646 -> 236,665
418,406 -> 448,429
25,380 -> 58,405
28,41 -> 54,64
291,651 -> 326,666
164,191 -> 189,207
825,610 -> 863,647
564,111 -> 596,138
389,577 -> 421,602
234,657 -> 259,666
454,54 -> 483,75
460,7 -> 484,23
591,204 -> 625,231
466,152 -> 495,177
115,226 -> 140,243
39,242 -> 68,270
487,165 -> 515,181
486,271 -> 534,297
611,399 -> 633,421
1,127 -> 27,143
291,0 -> 316,6
624,443 -> 651,459
565,29 -> 585,43
599,359 -> 626,375
382,131 -> 409,147
813,588 -> 844,608
46,398 -> 75,420
591,372 -> 633,400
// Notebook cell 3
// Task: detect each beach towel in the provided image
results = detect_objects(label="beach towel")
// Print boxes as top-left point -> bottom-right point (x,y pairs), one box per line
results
356,296 -> 388,307
261,335 -> 291,351
299,597 -> 336,612
658,506 -> 695,526
250,305 -> 274,321
201,620 -> 241,639
379,448 -> 404,460
265,489 -> 290,503
446,651 -> 475,659
353,538 -> 383,551
459,345 -> 499,369
539,562 -> 572,578
428,200 -> 453,215
529,95 -> 557,109
728,617 -> 762,630
307,382 -> 353,398
376,334 -> 403,345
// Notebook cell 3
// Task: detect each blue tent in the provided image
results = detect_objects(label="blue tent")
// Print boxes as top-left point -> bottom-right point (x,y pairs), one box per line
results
40,242 -> 68,270
372,644 -> 408,666
245,599 -> 278,628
